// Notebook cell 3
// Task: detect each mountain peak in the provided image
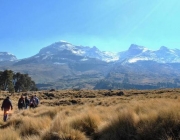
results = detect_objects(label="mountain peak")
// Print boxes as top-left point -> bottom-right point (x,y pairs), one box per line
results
53,40 -> 72,46
159,46 -> 169,51
0,52 -> 17,61
126,44 -> 148,56
39,41 -> 74,54
128,44 -> 146,50
59,40 -> 68,43
91,46 -> 99,51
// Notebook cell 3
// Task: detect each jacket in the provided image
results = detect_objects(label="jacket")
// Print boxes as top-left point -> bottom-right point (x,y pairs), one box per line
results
1,98 -> 13,110
18,97 -> 25,109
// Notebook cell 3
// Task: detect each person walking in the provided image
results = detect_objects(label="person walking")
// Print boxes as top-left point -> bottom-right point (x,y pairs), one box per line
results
24,96 -> 30,109
1,96 -> 13,122
29,95 -> 36,108
34,95 -> 39,107
18,95 -> 25,110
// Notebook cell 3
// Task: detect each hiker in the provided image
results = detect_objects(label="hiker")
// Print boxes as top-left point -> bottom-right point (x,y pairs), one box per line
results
24,96 -> 30,109
1,96 -> 13,121
34,95 -> 39,107
29,95 -> 36,108
18,95 -> 25,109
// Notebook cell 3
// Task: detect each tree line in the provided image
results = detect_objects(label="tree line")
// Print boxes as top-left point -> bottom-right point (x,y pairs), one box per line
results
0,70 -> 38,93
94,79 -> 180,90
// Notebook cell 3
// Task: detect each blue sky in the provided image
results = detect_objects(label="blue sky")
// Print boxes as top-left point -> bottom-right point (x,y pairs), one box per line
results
0,0 -> 180,59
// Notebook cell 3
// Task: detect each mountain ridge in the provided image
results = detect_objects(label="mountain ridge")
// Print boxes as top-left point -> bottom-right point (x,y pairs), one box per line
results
1,41 -> 180,64
1,41 -> 180,90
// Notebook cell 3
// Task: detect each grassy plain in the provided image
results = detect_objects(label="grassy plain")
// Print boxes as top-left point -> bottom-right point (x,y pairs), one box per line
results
1,89 -> 180,140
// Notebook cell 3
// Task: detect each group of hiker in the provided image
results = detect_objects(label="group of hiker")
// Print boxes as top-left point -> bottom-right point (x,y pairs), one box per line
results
1,95 -> 39,121
1,94 -> 39,111
18,95 -> 39,109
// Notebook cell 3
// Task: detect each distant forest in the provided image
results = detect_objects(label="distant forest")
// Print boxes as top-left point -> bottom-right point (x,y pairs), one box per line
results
94,80 -> 180,90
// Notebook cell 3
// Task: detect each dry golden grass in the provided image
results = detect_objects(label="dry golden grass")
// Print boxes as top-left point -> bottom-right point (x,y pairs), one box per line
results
70,112 -> 101,136
0,126 -> 20,140
19,116 -> 51,136
1,89 -> 180,139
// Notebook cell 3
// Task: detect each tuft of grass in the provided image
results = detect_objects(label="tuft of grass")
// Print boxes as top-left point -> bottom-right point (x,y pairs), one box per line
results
70,112 -> 101,136
42,129 -> 88,140
0,127 -> 20,140
136,108 -> 180,140
58,129 -> 88,140
22,135 -> 40,140
34,106 -> 59,119
45,113 -> 88,140
0,117 -> 23,129
94,109 -> 138,140
41,131 -> 60,140
19,116 -> 51,137
49,113 -> 66,133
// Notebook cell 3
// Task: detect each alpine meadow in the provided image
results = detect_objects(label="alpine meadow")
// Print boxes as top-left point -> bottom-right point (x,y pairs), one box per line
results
1,89 -> 180,140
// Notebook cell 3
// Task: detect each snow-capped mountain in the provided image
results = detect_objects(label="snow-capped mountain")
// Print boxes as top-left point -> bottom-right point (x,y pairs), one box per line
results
1,41 -> 180,90
14,41 -> 113,67
1,41 -> 180,64
30,41 -> 119,63
13,41 -> 180,66
119,44 -> 180,63
0,52 -> 17,61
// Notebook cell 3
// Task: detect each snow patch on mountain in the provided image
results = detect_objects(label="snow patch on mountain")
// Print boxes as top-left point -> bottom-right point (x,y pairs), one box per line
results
128,57 -> 150,63
80,58 -> 89,61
